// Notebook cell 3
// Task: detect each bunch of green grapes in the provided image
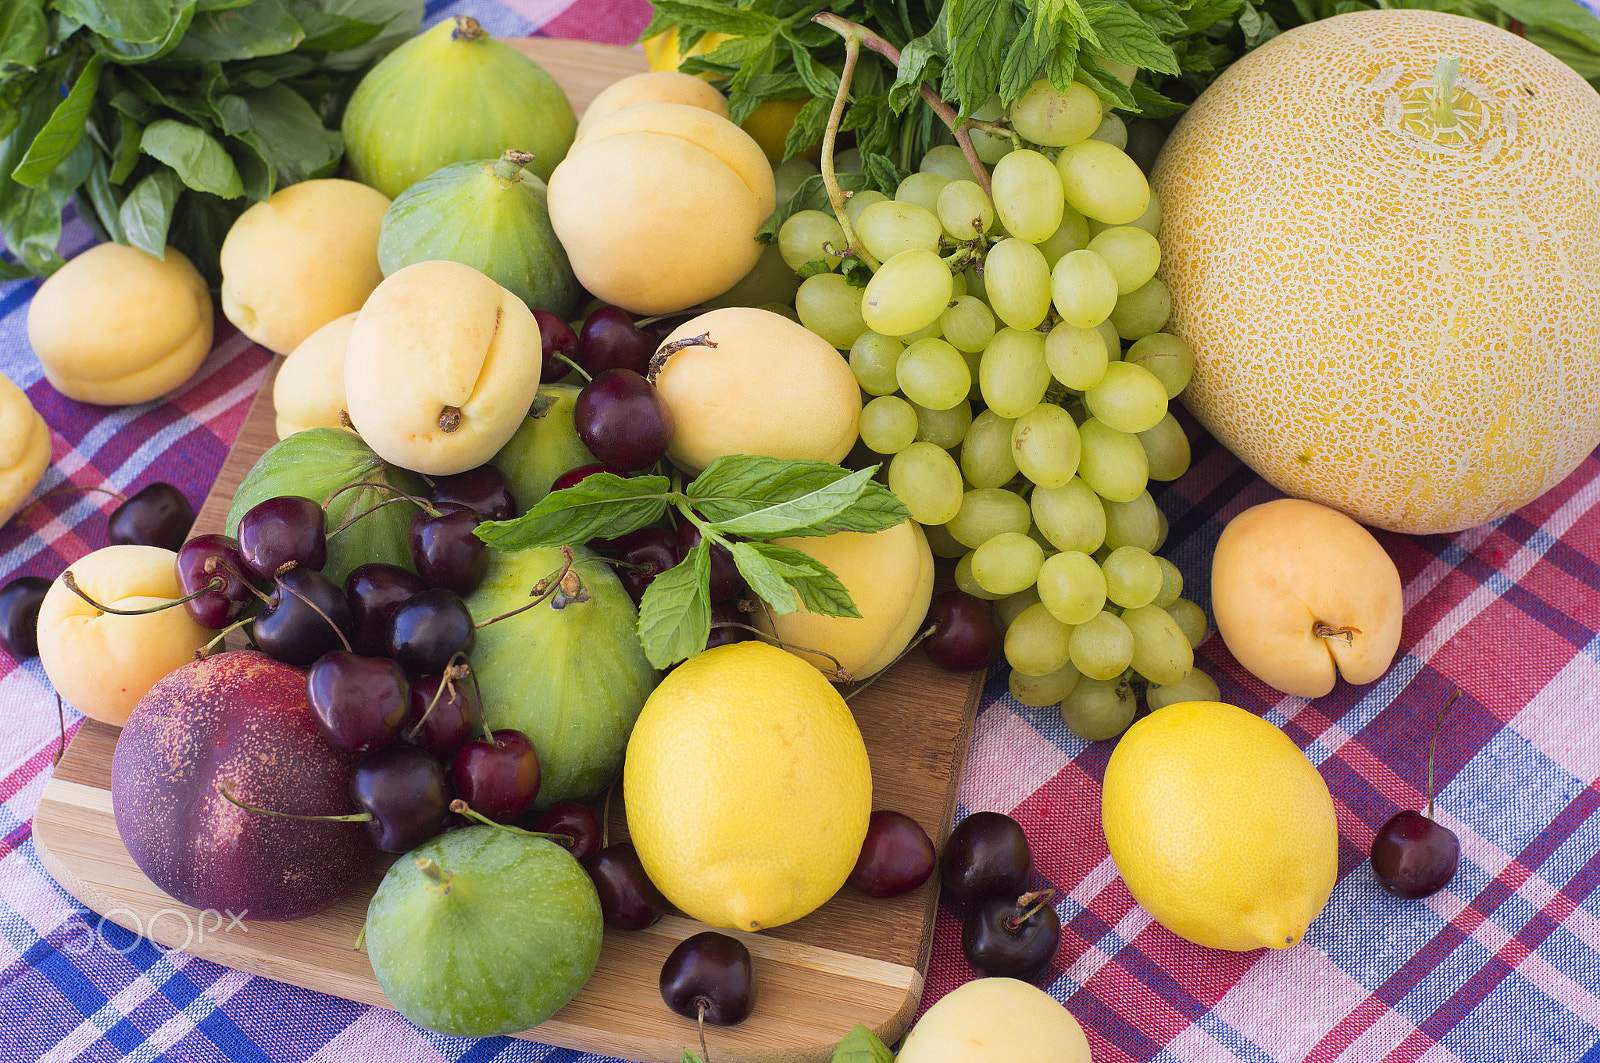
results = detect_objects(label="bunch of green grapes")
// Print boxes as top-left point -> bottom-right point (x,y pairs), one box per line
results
773,79 -> 1219,743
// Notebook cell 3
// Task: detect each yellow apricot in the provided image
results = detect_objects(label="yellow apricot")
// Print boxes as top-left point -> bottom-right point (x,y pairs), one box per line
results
0,374 -> 50,523
272,312 -> 356,440
577,70 -> 729,134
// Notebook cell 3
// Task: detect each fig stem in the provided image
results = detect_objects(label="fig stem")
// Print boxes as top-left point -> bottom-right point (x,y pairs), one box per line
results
1006,888 -> 1057,932
474,546 -> 577,628
450,14 -> 484,41
447,799 -> 575,846
353,921 -> 368,951
646,333 -> 717,385
59,570 -> 227,615
416,857 -> 454,893
1426,691 -> 1461,821
491,150 -> 535,184
216,781 -> 372,822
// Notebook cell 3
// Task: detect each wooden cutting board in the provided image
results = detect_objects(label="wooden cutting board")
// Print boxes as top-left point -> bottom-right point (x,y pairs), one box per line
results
32,38 -> 986,1063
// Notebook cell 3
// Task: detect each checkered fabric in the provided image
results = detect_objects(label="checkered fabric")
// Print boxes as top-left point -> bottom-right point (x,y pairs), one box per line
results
4,2 -> 1600,1061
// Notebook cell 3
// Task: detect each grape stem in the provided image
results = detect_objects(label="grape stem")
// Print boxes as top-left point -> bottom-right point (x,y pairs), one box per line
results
809,24 -> 880,271
812,12 -> 994,199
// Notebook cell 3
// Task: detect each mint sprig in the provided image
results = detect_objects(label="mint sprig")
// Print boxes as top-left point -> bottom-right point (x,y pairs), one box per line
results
475,454 -> 911,670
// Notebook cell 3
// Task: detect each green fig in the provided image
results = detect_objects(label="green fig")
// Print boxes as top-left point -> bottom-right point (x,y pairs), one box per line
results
489,384 -> 597,508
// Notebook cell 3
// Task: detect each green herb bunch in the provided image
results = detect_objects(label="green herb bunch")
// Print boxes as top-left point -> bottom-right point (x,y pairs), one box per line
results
0,0 -> 421,284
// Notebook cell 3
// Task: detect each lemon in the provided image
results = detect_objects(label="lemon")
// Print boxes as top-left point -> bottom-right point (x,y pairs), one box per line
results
623,641 -> 872,931
1101,701 -> 1338,951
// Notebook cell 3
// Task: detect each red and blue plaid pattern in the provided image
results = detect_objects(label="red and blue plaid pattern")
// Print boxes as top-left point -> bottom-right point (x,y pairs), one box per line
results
4,2 -> 1600,1060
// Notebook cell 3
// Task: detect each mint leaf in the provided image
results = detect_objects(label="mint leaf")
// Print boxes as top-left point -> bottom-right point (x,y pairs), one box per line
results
944,0 -> 1013,116
475,474 -> 672,551
688,456 -> 907,537
1079,0 -> 1183,75
637,544 -> 711,669
648,0 -> 783,40
736,541 -> 860,620
833,1022 -> 895,1063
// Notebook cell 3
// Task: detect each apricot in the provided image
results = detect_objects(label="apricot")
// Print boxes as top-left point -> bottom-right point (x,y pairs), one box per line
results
753,519 -> 933,680
343,261 -> 542,476
272,312 -> 356,440
28,243 -> 212,406
653,307 -> 861,472
0,374 -> 50,523
547,102 -> 774,315
219,179 -> 390,355
36,544 -> 212,727
576,70 -> 729,134
897,977 -> 1092,1063
1211,498 -> 1403,698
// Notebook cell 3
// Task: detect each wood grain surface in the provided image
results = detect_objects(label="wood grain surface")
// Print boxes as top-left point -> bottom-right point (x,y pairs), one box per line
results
33,38 -> 988,1063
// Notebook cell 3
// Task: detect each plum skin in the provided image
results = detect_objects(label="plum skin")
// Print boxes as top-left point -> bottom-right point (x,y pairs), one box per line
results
111,650 -> 376,921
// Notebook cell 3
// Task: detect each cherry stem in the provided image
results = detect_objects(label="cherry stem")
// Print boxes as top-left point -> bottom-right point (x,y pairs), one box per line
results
553,352 -> 591,383
416,857 -> 454,894
407,659 -> 472,741
646,333 -> 716,385
695,998 -> 712,1063
59,570 -> 226,615
201,616 -> 253,656
53,694 -> 66,767
447,799 -> 575,846
844,622 -> 936,702
1005,888 -> 1057,932
1426,691 -> 1460,821
13,483 -> 124,523
353,921 -> 368,951
216,781 -> 371,822
271,565 -> 353,654
323,479 -> 435,536
475,546 -> 576,628
711,618 -> 853,681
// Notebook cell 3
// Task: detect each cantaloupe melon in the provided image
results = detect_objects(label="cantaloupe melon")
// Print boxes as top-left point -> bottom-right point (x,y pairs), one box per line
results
1153,10 -> 1600,534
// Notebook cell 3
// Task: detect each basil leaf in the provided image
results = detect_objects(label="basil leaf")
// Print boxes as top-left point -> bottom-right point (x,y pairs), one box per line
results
0,0 -> 50,70
118,168 -> 182,257
690,456 -> 907,538
476,474 -> 674,551
0,136 -> 92,275
733,541 -> 860,619
290,9 -> 384,53
80,152 -> 126,244
140,119 -> 244,198
637,544 -> 712,669
109,112 -> 143,184
237,83 -> 340,184
91,3 -> 198,65
172,0 -> 306,62
11,55 -> 103,188
832,1024 -> 895,1063
302,0 -> 420,70
54,0 -> 187,43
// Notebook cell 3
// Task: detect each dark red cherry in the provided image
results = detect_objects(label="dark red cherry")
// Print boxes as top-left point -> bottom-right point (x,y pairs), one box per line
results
306,651 -> 410,753
1372,809 -> 1460,899
587,843 -> 670,931
924,591 -> 1004,671
429,466 -> 516,522
608,526 -> 678,604
578,304 -> 657,377
939,810 -> 1031,907
849,810 -> 936,898
108,482 -> 194,551
175,534 -> 257,629
408,504 -> 489,595
530,801 -> 603,864
403,669 -> 483,760
350,744 -> 452,852
0,575 -> 51,658
549,463 -> 614,494
452,729 -> 541,823
532,308 -> 580,382
962,891 -> 1061,981
251,566 -> 354,667
660,931 -> 756,1026
573,368 -> 674,472
705,602 -> 749,650
237,495 -> 327,579
344,563 -> 426,658
387,588 -> 475,678
676,521 -> 744,601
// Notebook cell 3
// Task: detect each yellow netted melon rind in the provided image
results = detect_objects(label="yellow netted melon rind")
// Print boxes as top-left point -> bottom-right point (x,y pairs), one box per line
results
1152,10 -> 1600,534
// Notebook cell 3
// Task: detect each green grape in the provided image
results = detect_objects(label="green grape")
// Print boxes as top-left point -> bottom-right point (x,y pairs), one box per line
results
1036,206 -> 1091,268
963,264 -> 987,304
794,272 -> 867,349
846,188 -> 889,228
1109,277 -> 1172,340
978,328 -> 1051,418
897,318 -> 944,344
703,242 -> 803,310
896,337 -> 970,411
946,487 -> 1033,549
1060,677 -> 1136,741
1055,139 -> 1151,225
960,408 -> 1020,488
1011,404 -> 1081,489
1084,360 -> 1168,434
940,295 -> 996,354
1102,491 -> 1162,552
1051,249 -> 1119,330
1096,318 -> 1123,361
1102,545 -> 1161,609
778,209 -> 847,272
936,180 -> 996,241
921,143 -> 980,182
1154,507 -> 1168,551
1044,323 -> 1109,391
950,270 -> 969,300
923,520 -> 969,559
1153,555 -> 1183,609
1036,549 -> 1106,625
1091,190 -> 1162,238
859,395 -> 920,454
1010,660 -> 1081,707
834,147 -> 863,173
1007,79 -> 1102,147
1004,602 -> 1073,676
991,149 -> 1065,243
1122,603 -> 1193,686
897,171 -> 952,215
913,399 -> 972,448
971,531 -> 1045,596
1077,417 -> 1149,503
967,96 -> 1012,164
773,157 -> 821,206
1145,668 -> 1220,711
955,551 -> 1005,600
1166,598 -> 1208,650
995,585 -> 1042,629
983,238 -> 1052,331
1068,610 -> 1134,680
1124,333 -> 1194,399
849,331 -> 905,396
856,199 -> 943,261
1086,226 -> 1160,295
1031,477 -> 1106,553
1138,413 -> 1192,482
1088,112 -> 1128,149
887,441 -> 963,524
757,300 -> 801,323
862,249 -> 954,337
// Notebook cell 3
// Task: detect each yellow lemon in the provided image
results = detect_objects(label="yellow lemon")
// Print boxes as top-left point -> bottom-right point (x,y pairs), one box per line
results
623,640 -> 872,931
641,27 -> 731,77
1101,701 -> 1338,951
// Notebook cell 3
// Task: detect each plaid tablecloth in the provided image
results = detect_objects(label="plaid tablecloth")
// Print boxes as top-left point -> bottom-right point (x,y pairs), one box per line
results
4,2 -> 1600,1061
